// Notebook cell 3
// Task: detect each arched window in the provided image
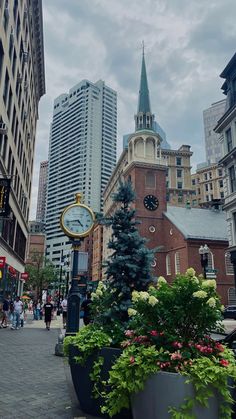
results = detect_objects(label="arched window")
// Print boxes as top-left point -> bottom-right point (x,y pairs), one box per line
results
166,254 -> 171,276
225,252 -> 234,275
207,251 -> 214,270
175,252 -> 180,274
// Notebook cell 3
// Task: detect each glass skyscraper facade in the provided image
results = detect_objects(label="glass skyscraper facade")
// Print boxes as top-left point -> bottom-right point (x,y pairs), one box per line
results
45,79 -> 117,266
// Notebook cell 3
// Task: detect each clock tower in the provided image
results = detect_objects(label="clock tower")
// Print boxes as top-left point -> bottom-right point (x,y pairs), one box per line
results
123,46 -> 167,274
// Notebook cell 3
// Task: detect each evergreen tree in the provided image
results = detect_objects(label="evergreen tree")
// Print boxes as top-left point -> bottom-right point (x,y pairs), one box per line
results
104,178 -> 154,320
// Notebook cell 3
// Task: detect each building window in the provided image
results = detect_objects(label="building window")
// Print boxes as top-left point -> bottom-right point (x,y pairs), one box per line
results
229,166 -> 236,193
177,169 -> 182,178
175,252 -> 180,274
206,195 -> 209,202
204,173 -> 208,180
225,252 -> 234,275
176,157 -> 182,166
166,255 -> 171,275
219,180 -> 223,188
207,251 -> 214,270
177,182 -> 182,189
205,184 -> 208,192
226,128 -> 233,153
209,172 -> 212,179
166,181 -> 169,188
145,171 -> 156,188
218,169 -> 222,177
192,179 -> 196,186
210,183 -> 213,190
166,168 -> 169,177
0,40 -> 4,81
220,192 -> 224,199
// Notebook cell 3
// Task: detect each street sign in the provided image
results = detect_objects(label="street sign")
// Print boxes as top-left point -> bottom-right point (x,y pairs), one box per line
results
20,272 -> 29,280
0,256 -> 6,268
206,268 -> 218,273
206,273 -> 217,279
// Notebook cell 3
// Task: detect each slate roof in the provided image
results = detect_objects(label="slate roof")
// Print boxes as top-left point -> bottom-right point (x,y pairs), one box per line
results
164,206 -> 228,241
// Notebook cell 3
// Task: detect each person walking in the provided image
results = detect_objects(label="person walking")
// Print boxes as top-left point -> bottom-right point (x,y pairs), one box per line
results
81,292 -> 92,326
11,296 -> 23,330
61,296 -> 67,329
43,298 -> 54,330
0,296 -> 10,328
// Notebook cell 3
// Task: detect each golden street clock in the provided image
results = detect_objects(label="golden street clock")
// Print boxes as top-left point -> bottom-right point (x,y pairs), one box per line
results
60,193 -> 95,238
143,194 -> 159,211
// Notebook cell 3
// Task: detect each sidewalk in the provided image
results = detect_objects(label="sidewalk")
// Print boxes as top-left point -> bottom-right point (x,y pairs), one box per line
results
0,315 -> 100,419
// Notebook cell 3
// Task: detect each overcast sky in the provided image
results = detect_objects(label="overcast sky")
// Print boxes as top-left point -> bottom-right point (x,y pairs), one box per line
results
30,0 -> 236,218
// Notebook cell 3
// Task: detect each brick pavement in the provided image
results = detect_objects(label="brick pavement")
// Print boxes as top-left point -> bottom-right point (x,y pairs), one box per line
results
0,315 -> 100,419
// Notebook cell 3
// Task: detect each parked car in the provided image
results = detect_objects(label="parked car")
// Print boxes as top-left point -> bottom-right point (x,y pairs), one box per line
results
223,305 -> 236,320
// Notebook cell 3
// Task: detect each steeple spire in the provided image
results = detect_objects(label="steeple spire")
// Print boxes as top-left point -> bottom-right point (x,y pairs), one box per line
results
135,42 -> 155,132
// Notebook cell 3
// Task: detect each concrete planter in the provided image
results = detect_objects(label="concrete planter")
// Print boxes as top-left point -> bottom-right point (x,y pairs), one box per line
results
131,371 -> 220,419
69,345 -> 132,419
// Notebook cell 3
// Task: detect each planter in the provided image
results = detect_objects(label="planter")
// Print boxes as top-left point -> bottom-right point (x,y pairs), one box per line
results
69,345 -> 132,419
131,371 -> 220,419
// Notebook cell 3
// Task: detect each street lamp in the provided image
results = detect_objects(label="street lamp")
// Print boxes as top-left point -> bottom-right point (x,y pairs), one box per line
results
198,244 -> 210,279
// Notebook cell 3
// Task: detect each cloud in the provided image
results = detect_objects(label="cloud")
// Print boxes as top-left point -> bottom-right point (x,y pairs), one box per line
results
31,0 -> 236,217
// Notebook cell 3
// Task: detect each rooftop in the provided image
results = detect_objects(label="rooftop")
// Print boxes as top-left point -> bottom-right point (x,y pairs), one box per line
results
164,206 -> 228,241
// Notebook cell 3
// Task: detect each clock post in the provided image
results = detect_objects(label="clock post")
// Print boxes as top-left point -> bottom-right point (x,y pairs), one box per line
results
60,193 -> 95,336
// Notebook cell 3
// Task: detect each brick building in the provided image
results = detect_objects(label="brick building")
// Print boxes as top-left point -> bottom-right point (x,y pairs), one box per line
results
91,50 -> 234,304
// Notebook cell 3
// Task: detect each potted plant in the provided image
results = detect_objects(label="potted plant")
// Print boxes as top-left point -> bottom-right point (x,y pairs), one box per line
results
102,269 -> 236,418
64,179 -> 154,418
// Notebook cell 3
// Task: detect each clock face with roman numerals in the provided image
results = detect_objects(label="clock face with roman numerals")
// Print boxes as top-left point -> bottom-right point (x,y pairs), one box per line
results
143,194 -> 159,211
60,204 -> 95,238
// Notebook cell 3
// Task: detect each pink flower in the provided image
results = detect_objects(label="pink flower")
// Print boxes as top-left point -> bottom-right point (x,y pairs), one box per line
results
129,356 -> 135,364
125,330 -> 134,338
220,359 -> 229,367
150,330 -> 158,336
172,341 -> 183,349
171,351 -> 182,361
215,343 -> 225,353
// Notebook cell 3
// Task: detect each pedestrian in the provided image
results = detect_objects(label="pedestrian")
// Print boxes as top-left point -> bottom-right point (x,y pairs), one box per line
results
0,295 -> 10,328
81,292 -> 92,326
43,298 -> 54,330
61,296 -> 67,329
11,296 -> 23,330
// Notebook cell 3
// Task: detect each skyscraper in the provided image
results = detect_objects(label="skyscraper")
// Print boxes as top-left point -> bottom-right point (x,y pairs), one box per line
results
45,79 -> 117,265
0,0 -> 45,299
203,99 -> 226,163
36,160 -> 48,223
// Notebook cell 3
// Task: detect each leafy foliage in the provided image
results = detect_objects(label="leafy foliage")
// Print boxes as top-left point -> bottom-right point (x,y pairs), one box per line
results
101,270 -> 236,417
63,324 -> 111,364
25,252 -> 58,300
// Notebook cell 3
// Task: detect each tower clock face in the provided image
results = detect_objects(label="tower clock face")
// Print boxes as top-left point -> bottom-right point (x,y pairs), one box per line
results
61,204 -> 94,238
143,194 -> 159,211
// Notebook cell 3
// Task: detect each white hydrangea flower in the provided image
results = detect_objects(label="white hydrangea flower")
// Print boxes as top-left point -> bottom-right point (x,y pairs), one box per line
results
148,285 -> 156,291
139,291 -> 149,301
132,291 -> 140,302
186,268 -> 196,277
128,308 -> 137,317
91,292 -> 96,301
220,305 -> 225,312
192,290 -> 208,299
202,280 -> 217,289
206,297 -> 216,308
148,296 -> 159,306
96,289 -> 103,297
158,276 -> 167,284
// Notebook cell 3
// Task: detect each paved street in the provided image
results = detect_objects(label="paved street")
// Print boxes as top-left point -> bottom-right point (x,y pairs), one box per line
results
0,315 -> 99,419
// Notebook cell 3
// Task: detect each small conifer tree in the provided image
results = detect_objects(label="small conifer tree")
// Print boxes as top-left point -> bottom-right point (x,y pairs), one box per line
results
104,178 -> 154,321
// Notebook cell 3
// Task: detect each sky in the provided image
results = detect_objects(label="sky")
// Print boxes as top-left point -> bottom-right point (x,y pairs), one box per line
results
30,0 -> 236,218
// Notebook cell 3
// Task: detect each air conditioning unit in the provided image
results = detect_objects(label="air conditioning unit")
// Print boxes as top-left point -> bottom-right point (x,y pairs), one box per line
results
0,122 -> 8,135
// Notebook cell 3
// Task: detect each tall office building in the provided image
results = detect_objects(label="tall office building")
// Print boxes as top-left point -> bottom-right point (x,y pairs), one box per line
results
203,99 -> 226,163
36,160 -> 48,223
46,79 -> 117,266
0,0 -> 45,300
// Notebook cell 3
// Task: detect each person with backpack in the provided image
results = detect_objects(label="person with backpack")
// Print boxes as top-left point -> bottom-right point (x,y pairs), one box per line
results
0,295 -> 10,328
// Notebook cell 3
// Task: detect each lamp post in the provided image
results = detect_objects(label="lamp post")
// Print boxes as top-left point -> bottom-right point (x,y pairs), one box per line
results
66,239 -> 82,335
57,249 -> 64,314
198,244 -> 210,279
